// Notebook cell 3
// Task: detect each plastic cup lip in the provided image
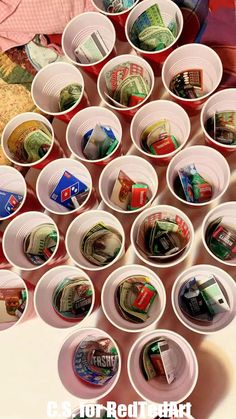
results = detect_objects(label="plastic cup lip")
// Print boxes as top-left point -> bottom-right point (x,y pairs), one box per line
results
171,264 -> 236,335
161,43 -> 223,103
2,211 -> 60,271
31,62 -> 85,116
35,157 -> 93,216
34,264 -> 95,330
0,166 -> 27,221
91,0 -> 140,16
65,209 -> 125,272
62,12 -> 116,68
101,263 -> 166,333
66,106 -> 122,164
1,112 -> 55,168
130,99 -> 191,159
127,328 -> 199,405
97,54 -> 155,112
98,155 -> 158,214
130,204 -> 194,268
166,145 -> 231,207
202,201 -> 236,267
200,88 -> 236,150
0,269 -> 29,333
57,326 -> 122,401
125,0 -> 184,55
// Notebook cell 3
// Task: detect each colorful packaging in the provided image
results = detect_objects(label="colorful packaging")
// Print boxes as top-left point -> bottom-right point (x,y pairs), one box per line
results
0,189 -> 23,218
50,170 -> 89,210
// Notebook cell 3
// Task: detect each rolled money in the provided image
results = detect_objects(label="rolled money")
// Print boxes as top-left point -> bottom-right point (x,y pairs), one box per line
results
59,83 -> 82,112
7,120 -> 52,163
23,223 -> 57,266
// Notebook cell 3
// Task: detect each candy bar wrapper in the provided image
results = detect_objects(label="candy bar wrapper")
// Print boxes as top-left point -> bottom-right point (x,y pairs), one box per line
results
74,31 -> 109,64
141,338 -> 175,384
215,111 -> 236,145
158,339 -> 175,384
0,288 -> 26,323
170,69 -> 203,99
197,275 -> 230,315
150,136 -> 179,155
179,278 -> 214,322
50,170 -> 88,210
0,189 -> 23,218
129,184 -> 148,211
207,221 -> 236,261
110,170 -> 135,210
178,163 -> 212,203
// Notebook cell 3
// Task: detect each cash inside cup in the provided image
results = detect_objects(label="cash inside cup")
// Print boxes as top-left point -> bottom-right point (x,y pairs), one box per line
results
23,223 -> 58,266
140,119 -> 180,156
205,110 -> 236,146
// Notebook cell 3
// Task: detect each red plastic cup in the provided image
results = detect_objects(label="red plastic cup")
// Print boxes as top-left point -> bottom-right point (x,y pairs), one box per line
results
97,54 -> 155,120
66,106 -> 122,166
130,99 -> 191,165
1,112 -> 57,169
62,12 -> 116,79
31,63 -> 89,124
162,44 -> 223,114
125,0 -> 183,74
0,232 -> 11,269
91,0 -> 140,42
201,88 -> 236,155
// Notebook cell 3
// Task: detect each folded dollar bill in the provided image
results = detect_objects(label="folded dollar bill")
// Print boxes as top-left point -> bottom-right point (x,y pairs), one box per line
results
141,337 -> 175,384
23,223 -> 58,265
141,119 -> 179,155
59,83 -> 82,112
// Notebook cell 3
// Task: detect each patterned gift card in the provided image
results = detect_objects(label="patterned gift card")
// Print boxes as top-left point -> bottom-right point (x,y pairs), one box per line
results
50,171 -> 88,210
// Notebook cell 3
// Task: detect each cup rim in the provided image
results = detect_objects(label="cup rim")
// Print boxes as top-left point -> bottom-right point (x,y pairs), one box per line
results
65,209 -> 125,271
101,263 -> 166,333
35,157 -> 93,215
130,204 -> 194,268
161,43 -> 223,103
200,88 -> 236,150
0,166 -> 27,221
98,155 -> 158,214
91,0 -> 140,16
2,211 -> 60,271
58,326 -> 122,401
66,106 -> 122,164
127,328 -> 199,405
97,54 -> 155,112
1,112 -> 55,167
130,99 -> 191,159
62,11 -> 116,67
125,0 -> 184,55
171,263 -> 236,335
34,264 -> 95,329
202,201 -> 236,267
31,62 -> 85,116
0,269 -> 29,333
166,145 -> 231,207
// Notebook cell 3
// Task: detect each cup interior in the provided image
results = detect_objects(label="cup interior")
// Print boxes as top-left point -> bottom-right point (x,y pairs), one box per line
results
3,212 -> 59,270
128,330 -> 198,404
172,265 -> 236,334
0,167 -> 26,220
99,156 -> 158,213
102,264 -> 166,332
58,328 -> 121,399
36,158 -> 92,214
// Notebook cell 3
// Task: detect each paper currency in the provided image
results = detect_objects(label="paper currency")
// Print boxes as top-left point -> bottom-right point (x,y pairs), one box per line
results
73,335 -> 119,385
170,69 -> 204,99
141,119 -> 179,155
23,223 -> 58,265
141,337 -> 175,384
83,124 -> 118,160
74,31 -> 109,64
0,288 -> 26,323
81,222 -> 122,266
175,163 -> 212,203
110,170 -> 149,211
59,83 -> 82,112
103,0 -> 134,13
205,217 -> 236,261
7,120 -> 52,163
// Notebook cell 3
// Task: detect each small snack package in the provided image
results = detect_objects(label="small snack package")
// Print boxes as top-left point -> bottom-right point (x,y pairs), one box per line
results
177,163 -> 212,203
0,189 -> 23,218
50,170 -> 89,210
110,170 -> 149,211
141,337 -> 175,384
141,119 -> 179,155
206,217 -> 236,261
170,69 -> 203,99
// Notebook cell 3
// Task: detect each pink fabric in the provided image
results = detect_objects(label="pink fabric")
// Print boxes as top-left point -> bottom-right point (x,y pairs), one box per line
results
0,0 -> 95,51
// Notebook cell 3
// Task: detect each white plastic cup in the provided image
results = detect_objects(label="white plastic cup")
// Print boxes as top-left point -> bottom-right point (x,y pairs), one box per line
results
101,264 -> 166,333
66,107 -> 122,166
34,265 -> 95,329
172,264 -> 236,334
0,270 -> 29,332
31,62 -> 88,123
128,329 -> 198,404
2,211 -> 59,271
125,0 -> 183,68
62,12 -> 116,77
202,202 -> 236,267
130,205 -> 194,268
36,158 -> 93,215
0,166 -> 27,221
130,100 -> 191,165
1,112 -> 55,168
162,44 -> 223,113
97,54 -> 155,119
99,155 -> 158,214
166,145 -> 231,207
57,327 -> 121,400
65,210 -> 125,271
201,88 -> 236,154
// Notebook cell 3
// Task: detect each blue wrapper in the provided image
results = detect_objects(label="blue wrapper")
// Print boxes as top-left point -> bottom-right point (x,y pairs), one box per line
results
82,126 -> 117,150
0,189 -> 23,218
50,171 -> 88,210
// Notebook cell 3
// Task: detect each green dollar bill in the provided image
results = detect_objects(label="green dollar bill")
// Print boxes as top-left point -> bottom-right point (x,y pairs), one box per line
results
114,75 -> 149,106
59,83 -> 82,112
138,26 -> 175,51
24,129 -> 52,162
130,4 -> 165,46
24,224 -> 57,256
